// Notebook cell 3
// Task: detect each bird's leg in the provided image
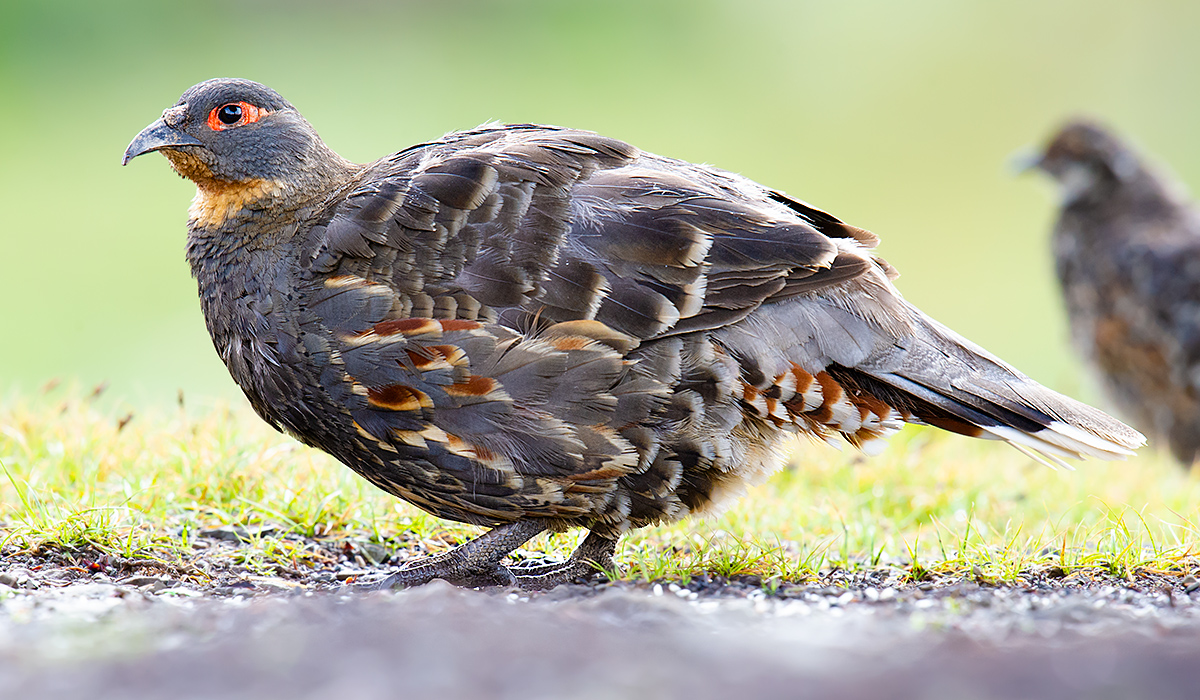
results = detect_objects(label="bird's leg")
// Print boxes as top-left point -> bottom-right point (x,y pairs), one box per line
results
512,530 -> 619,591
372,520 -> 546,590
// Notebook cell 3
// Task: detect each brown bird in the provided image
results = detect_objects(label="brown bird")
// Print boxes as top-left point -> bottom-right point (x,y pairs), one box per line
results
1031,121 -> 1200,467
124,79 -> 1143,589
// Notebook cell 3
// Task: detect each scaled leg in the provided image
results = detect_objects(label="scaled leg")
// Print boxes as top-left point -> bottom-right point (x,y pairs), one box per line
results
372,520 -> 546,589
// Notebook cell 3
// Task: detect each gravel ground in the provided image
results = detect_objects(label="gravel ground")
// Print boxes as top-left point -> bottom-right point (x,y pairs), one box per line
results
3,538 -> 1200,699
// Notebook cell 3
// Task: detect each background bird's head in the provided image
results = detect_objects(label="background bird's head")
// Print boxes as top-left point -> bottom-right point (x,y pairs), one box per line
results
122,78 -> 345,187
1028,120 -> 1142,205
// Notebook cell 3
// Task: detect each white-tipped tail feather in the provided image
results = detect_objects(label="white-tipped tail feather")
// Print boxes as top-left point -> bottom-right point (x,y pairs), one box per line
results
861,311 -> 1147,467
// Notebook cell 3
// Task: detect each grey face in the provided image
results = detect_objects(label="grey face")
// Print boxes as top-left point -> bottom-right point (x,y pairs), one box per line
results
123,78 -> 318,183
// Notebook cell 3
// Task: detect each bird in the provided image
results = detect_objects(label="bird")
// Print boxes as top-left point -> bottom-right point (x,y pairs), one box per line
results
123,79 -> 1144,590
1030,120 -> 1200,467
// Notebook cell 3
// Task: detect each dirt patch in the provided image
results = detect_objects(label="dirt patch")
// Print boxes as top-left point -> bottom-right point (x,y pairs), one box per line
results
4,535 -> 1200,698
4,528 -> 1198,600
2,579 -> 1200,699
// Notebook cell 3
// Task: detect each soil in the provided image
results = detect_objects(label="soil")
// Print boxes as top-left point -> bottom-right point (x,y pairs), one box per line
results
3,533 -> 1200,699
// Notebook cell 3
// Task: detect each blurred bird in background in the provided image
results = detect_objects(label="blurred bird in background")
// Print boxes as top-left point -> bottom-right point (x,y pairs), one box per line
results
1030,121 -> 1200,468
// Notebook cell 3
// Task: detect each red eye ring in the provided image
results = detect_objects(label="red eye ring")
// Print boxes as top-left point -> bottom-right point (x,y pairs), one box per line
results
207,101 -> 268,131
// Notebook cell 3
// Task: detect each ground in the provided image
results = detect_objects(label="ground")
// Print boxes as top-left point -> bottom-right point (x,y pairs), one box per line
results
3,537 -> 1200,699
4,396 -> 1200,697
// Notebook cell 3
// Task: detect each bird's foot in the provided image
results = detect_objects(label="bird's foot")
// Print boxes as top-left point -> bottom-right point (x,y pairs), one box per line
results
372,560 -> 516,590
511,531 -> 618,591
511,559 -> 610,590
364,520 -> 543,591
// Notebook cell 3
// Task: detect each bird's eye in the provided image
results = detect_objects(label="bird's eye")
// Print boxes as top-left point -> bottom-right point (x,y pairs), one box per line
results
218,104 -> 242,124
206,101 -> 268,131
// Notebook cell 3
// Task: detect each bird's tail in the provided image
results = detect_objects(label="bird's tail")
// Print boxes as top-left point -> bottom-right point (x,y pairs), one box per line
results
847,304 -> 1145,465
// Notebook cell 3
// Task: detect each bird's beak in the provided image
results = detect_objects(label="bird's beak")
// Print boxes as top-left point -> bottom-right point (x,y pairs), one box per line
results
1007,148 -> 1045,174
122,118 -> 203,165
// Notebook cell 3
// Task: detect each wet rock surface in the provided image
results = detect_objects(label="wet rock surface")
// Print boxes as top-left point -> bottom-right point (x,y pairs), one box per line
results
4,548 -> 1200,699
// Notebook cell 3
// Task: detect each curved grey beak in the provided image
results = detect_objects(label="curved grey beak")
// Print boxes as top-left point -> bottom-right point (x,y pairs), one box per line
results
122,118 -> 203,165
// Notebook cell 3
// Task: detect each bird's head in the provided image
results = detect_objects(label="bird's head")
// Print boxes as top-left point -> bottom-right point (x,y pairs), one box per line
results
1025,120 -> 1142,204
123,78 -> 354,227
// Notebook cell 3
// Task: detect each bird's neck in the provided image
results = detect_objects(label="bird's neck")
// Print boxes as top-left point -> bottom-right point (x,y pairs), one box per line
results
183,154 -> 361,337
188,177 -> 290,230
165,147 -> 360,232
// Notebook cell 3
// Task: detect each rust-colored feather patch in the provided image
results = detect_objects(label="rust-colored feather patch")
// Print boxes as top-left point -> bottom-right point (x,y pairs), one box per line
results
406,344 -> 468,369
374,318 -> 443,337
190,177 -> 285,229
165,150 -> 286,229
921,415 -> 985,438
542,320 -> 639,353
368,384 -> 433,412
567,465 -> 631,484
847,390 -> 891,424
439,319 -> 483,332
445,433 -> 501,463
549,336 -> 594,352
404,344 -> 466,371
444,374 -> 499,397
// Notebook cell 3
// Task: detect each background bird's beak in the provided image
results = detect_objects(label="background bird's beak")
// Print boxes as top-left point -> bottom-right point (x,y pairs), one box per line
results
1007,148 -> 1045,174
122,119 -> 203,165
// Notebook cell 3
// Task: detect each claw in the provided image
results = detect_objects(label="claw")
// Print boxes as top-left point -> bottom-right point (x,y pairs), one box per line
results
510,530 -> 619,590
357,520 -> 546,591
373,563 -> 516,590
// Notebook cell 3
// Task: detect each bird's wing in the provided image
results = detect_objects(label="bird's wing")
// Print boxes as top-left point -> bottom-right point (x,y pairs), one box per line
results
305,124 -> 889,336
290,125 -> 894,521
543,159 -> 889,339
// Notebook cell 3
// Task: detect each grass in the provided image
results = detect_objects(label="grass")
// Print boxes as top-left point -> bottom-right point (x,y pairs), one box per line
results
2,386 -> 1199,588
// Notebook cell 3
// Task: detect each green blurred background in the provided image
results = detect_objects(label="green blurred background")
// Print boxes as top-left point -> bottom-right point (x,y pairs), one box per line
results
2,0 -> 1198,409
